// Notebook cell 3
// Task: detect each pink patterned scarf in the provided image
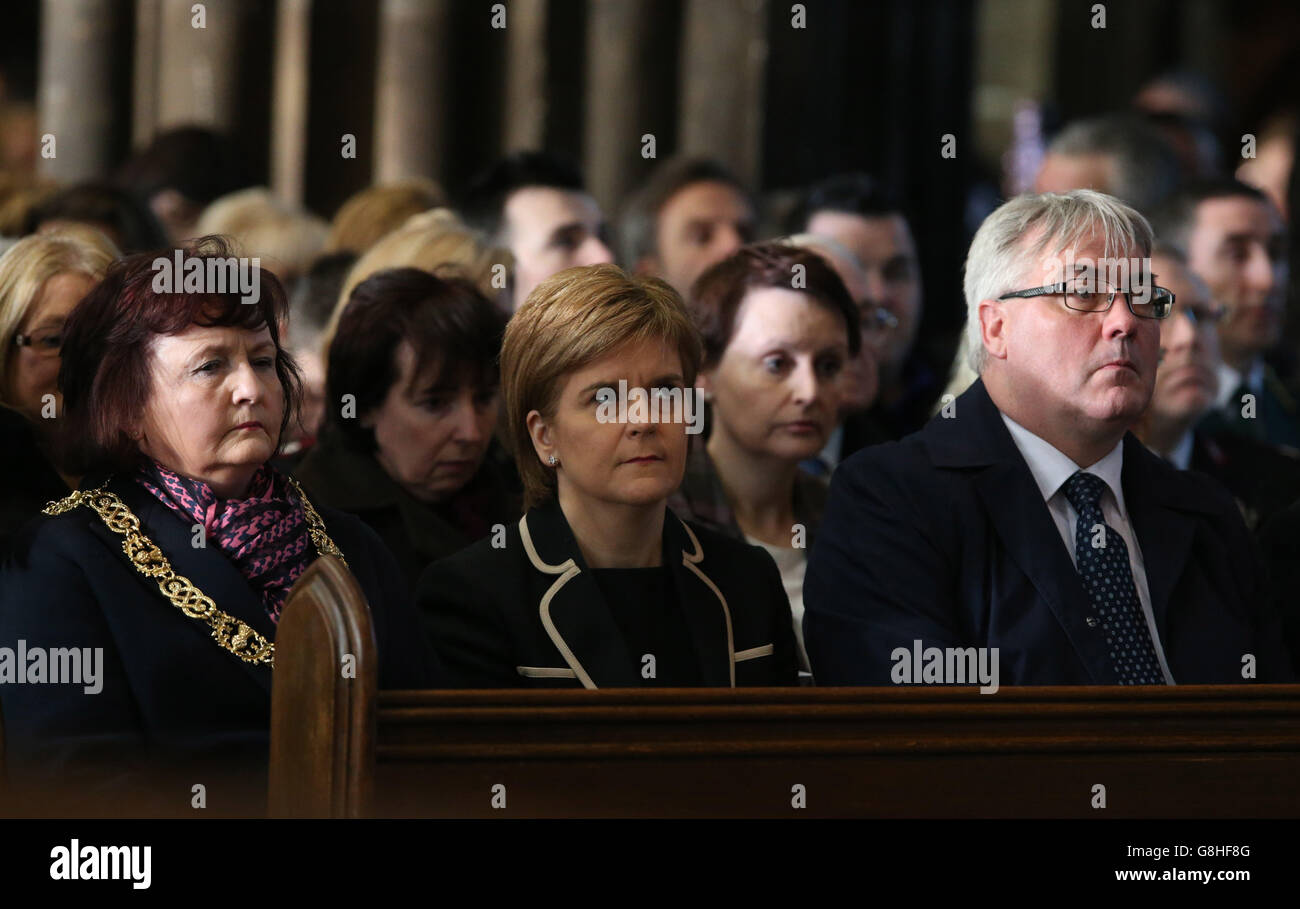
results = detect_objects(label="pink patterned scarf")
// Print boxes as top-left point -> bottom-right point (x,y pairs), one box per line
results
135,459 -> 314,623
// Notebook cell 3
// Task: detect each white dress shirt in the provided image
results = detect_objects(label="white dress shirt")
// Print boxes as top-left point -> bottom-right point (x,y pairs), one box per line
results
744,535 -> 811,678
1000,414 -> 1175,684
1215,358 -> 1265,411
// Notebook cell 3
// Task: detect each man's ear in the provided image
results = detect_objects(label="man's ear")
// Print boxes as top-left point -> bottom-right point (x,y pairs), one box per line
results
696,370 -> 715,400
525,409 -> 553,463
978,298 -> 1009,362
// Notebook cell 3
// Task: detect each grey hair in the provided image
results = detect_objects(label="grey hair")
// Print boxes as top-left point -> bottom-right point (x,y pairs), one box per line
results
963,190 -> 1155,373
1045,115 -> 1181,213
782,232 -> 865,271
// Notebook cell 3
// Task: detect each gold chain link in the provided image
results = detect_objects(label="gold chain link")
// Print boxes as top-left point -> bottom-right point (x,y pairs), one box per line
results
43,477 -> 348,667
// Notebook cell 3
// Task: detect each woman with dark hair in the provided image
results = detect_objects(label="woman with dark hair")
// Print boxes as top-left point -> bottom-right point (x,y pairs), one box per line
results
670,242 -> 860,678
293,267 -> 519,593
0,237 -> 439,803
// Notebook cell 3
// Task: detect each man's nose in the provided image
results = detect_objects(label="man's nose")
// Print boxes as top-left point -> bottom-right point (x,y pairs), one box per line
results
1103,291 -> 1141,337
1246,246 -> 1278,295
579,236 -> 614,266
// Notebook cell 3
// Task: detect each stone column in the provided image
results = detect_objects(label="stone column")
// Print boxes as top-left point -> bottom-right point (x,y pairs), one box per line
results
155,0 -> 250,131
503,0 -> 548,152
271,0 -> 312,206
677,0 -> 768,187
583,0 -> 664,213
373,0 -> 450,183
38,0 -> 119,182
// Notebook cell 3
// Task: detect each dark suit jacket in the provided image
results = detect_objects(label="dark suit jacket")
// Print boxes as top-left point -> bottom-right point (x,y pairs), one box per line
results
1197,362 -> 1300,451
0,405 -> 68,559
1188,430 -> 1300,533
416,498 -> 798,688
804,379 -> 1295,686
0,471 -> 440,795
293,427 -> 521,595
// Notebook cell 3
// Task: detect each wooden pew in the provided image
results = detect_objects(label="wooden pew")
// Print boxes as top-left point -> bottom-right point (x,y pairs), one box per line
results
267,559 -> 1300,818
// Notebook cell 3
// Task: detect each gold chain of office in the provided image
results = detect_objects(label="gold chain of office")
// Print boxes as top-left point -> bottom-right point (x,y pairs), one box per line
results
42,477 -> 348,667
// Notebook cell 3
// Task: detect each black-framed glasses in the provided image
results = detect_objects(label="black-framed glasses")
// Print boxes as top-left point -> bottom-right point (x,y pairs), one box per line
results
998,281 -> 1175,319
13,329 -> 64,358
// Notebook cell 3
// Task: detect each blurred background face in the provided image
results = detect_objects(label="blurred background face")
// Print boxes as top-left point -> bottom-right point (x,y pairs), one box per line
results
652,181 -> 756,295
1185,196 -> 1287,369
505,186 -> 613,308
534,337 -> 689,510
805,244 -> 879,414
137,324 -> 284,496
5,271 -> 95,424
1033,152 -> 1114,196
804,210 -> 921,375
703,287 -> 848,462
991,231 -> 1159,432
1149,254 -> 1221,426
363,340 -> 498,505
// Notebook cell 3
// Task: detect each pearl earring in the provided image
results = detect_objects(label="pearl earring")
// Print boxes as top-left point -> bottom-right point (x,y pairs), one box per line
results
548,455 -> 558,466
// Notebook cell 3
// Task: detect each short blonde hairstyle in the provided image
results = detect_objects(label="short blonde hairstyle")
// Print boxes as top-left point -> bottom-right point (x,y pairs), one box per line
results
0,225 -> 119,405
501,264 -> 703,509
196,186 -> 329,281
322,208 -> 511,352
324,179 -> 447,254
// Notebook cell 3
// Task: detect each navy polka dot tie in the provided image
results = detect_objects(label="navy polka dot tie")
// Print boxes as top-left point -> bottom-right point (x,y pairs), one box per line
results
1061,471 -> 1164,685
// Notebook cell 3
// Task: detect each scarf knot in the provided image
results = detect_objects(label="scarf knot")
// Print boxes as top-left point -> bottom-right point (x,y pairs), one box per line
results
135,459 -> 314,623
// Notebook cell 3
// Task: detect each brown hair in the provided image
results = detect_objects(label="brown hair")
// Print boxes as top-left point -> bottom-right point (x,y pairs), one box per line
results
501,264 -> 702,509
689,242 -> 861,370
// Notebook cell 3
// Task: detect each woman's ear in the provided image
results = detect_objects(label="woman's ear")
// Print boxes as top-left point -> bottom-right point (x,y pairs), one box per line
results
525,409 -> 553,464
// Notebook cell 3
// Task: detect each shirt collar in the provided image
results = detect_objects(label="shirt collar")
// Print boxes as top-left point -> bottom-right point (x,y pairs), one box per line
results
1167,430 -> 1195,470
1000,412 -> 1128,517
1215,358 -> 1265,409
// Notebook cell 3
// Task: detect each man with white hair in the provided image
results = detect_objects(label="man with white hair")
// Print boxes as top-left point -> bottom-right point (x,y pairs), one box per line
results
805,190 -> 1294,686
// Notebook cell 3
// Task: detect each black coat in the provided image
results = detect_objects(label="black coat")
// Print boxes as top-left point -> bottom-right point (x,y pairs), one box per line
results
0,472 -> 440,793
292,428 -> 521,595
805,379 -> 1296,686
416,498 -> 799,688
0,405 -> 68,558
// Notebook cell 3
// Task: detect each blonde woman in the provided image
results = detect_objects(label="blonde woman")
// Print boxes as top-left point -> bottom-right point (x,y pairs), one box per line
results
322,208 -> 511,353
416,264 -> 797,689
324,179 -> 446,255
0,227 -> 119,539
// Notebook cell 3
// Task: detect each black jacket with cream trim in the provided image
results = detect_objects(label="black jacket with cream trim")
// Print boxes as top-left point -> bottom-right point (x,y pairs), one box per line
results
415,498 -> 799,688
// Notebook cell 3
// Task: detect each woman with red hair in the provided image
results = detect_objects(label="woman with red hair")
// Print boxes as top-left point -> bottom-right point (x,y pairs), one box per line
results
0,237 -> 439,806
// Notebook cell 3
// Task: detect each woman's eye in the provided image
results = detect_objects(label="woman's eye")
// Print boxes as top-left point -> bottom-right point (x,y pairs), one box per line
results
39,334 -> 63,350
763,356 -> 787,374
254,357 -> 276,369
420,397 -> 451,411
196,360 -> 221,374
817,357 -> 843,378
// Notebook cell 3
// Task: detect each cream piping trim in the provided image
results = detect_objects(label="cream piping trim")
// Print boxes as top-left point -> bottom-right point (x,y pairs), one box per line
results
734,643 -> 774,662
516,665 -> 578,679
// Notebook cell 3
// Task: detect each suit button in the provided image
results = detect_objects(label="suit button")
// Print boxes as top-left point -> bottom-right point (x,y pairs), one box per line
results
1086,616 -> 1099,628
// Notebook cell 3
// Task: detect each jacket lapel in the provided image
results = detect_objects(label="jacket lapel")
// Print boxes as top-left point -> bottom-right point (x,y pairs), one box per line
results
664,512 -> 734,686
88,475 -> 276,694
519,500 -> 639,689
925,380 -> 1113,683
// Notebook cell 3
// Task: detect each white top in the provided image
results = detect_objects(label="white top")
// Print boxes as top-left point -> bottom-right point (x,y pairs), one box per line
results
1215,358 -> 1265,411
1000,413 -> 1175,684
1166,430 -> 1195,471
744,535 -> 811,677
